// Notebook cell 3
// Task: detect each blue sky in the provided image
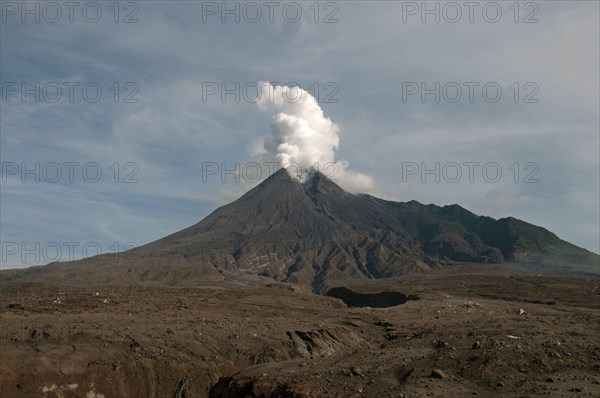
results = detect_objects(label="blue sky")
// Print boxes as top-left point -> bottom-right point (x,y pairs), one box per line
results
1,1 -> 599,268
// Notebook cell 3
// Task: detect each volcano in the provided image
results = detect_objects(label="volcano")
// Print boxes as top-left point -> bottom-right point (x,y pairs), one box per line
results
4,168 -> 598,291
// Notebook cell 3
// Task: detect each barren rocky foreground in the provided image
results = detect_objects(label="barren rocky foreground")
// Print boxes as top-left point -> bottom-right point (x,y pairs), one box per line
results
1,265 -> 599,398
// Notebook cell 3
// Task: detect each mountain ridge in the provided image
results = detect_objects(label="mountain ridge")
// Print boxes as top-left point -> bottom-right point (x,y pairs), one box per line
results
2,168 -> 597,291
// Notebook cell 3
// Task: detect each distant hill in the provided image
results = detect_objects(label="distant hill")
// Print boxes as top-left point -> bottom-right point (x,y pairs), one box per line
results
3,168 -> 598,291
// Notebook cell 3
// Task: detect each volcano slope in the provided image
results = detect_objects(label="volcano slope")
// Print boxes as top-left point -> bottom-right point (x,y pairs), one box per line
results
1,168 -> 598,397
0,266 -> 599,397
2,169 -> 597,291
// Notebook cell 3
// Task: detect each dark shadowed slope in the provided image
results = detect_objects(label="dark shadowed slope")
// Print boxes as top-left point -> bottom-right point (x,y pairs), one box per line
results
3,168 -> 597,291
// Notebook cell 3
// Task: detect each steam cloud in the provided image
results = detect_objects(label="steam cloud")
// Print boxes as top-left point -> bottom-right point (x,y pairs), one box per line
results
255,82 -> 373,193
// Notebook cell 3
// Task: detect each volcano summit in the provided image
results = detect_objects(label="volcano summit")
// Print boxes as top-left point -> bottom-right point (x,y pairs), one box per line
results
4,168 -> 597,291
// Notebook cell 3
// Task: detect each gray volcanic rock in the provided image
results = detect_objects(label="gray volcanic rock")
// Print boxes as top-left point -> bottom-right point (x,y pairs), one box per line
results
3,168 -> 597,290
